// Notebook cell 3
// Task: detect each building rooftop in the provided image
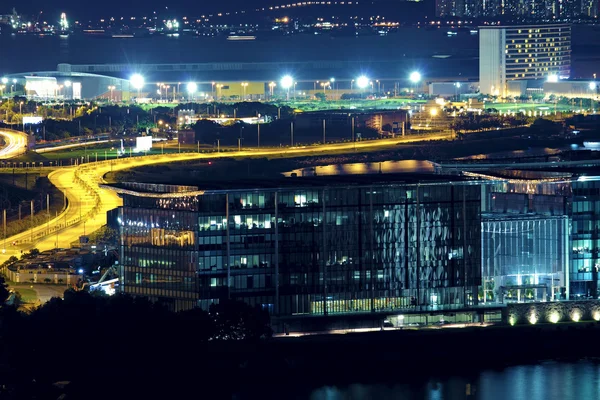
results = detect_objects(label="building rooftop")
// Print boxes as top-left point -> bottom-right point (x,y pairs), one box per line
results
105,173 -> 484,197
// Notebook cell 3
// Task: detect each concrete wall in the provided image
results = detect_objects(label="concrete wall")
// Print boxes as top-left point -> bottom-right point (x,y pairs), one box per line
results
507,300 -> 600,325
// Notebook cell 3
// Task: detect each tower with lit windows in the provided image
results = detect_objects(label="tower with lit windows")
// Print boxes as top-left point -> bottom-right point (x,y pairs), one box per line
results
479,24 -> 571,97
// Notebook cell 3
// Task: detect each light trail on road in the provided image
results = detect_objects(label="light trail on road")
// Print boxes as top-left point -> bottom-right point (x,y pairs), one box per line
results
0,129 -> 28,159
0,133 -> 449,265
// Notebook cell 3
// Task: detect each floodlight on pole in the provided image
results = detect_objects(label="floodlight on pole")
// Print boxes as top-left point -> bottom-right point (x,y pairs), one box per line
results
281,75 -> 294,100
356,76 -> 369,89
409,71 -> 421,84
187,82 -> 197,94
130,74 -> 145,99
280,75 -> 294,89
187,82 -> 197,101
130,74 -> 145,90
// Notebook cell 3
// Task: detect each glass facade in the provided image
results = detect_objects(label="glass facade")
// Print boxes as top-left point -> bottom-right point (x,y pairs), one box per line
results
570,179 -> 600,298
481,215 -> 568,303
116,182 -> 482,316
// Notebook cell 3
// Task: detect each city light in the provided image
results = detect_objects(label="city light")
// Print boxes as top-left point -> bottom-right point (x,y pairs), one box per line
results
356,76 -> 369,89
330,77 -> 335,83
130,74 -> 145,90
547,75 -> 559,83
409,71 -> 422,83
59,12 -> 69,30
64,80 -> 72,87
1,78 -> 7,84
590,82 -> 597,90
280,75 -> 294,89
187,82 -> 197,94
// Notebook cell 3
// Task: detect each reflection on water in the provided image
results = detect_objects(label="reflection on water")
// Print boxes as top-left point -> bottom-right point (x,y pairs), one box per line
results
285,160 -> 435,177
305,361 -> 600,400
458,147 -> 564,161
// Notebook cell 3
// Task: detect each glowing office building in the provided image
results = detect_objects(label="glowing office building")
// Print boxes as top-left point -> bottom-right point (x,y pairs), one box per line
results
109,179 -> 482,317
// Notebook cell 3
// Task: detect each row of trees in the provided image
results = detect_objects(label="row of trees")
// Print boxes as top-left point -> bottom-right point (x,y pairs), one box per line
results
0,98 -> 295,142
450,113 -> 533,133
0,282 -> 272,397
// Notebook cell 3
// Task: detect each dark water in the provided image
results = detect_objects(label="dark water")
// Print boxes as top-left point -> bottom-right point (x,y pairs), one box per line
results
0,27 -> 478,79
248,361 -> 600,400
0,25 -> 597,79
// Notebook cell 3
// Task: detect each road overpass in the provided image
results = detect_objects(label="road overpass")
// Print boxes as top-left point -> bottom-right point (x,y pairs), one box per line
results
0,129 -> 28,159
0,133 -> 450,265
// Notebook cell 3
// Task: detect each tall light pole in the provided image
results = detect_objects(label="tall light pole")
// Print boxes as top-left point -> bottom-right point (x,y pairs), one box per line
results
280,75 -> 293,101
409,71 -> 421,94
356,76 -> 369,95
108,85 -> 116,102
19,101 -> 24,131
241,82 -> 248,101
330,77 -> 336,99
187,82 -> 197,102
269,82 -> 276,98
130,74 -> 145,100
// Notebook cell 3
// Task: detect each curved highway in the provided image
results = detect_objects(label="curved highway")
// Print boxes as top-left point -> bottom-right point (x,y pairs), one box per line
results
0,129 -> 28,159
0,133 -> 450,264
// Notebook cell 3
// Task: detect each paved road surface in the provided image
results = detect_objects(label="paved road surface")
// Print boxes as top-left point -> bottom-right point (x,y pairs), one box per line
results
0,129 -> 28,159
11,283 -> 68,304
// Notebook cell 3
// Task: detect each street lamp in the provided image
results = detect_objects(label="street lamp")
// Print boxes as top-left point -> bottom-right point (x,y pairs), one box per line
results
187,82 -> 197,101
590,82 -> 597,91
241,82 -> 248,100
108,85 -> 116,102
280,75 -> 294,100
1,78 -> 7,85
455,82 -> 461,100
130,73 -> 145,99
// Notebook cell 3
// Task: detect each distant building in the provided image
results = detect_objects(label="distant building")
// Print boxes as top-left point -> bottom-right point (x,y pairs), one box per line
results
436,0 -> 501,17
437,0 -> 592,18
295,110 -> 410,135
479,24 -> 571,97
177,130 -> 196,145
544,80 -> 599,99
5,69 -> 131,101
428,81 -> 477,98
215,81 -> 264,100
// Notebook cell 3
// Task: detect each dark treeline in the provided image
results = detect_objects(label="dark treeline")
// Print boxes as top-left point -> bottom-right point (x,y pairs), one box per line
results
0,278 -> 271,399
